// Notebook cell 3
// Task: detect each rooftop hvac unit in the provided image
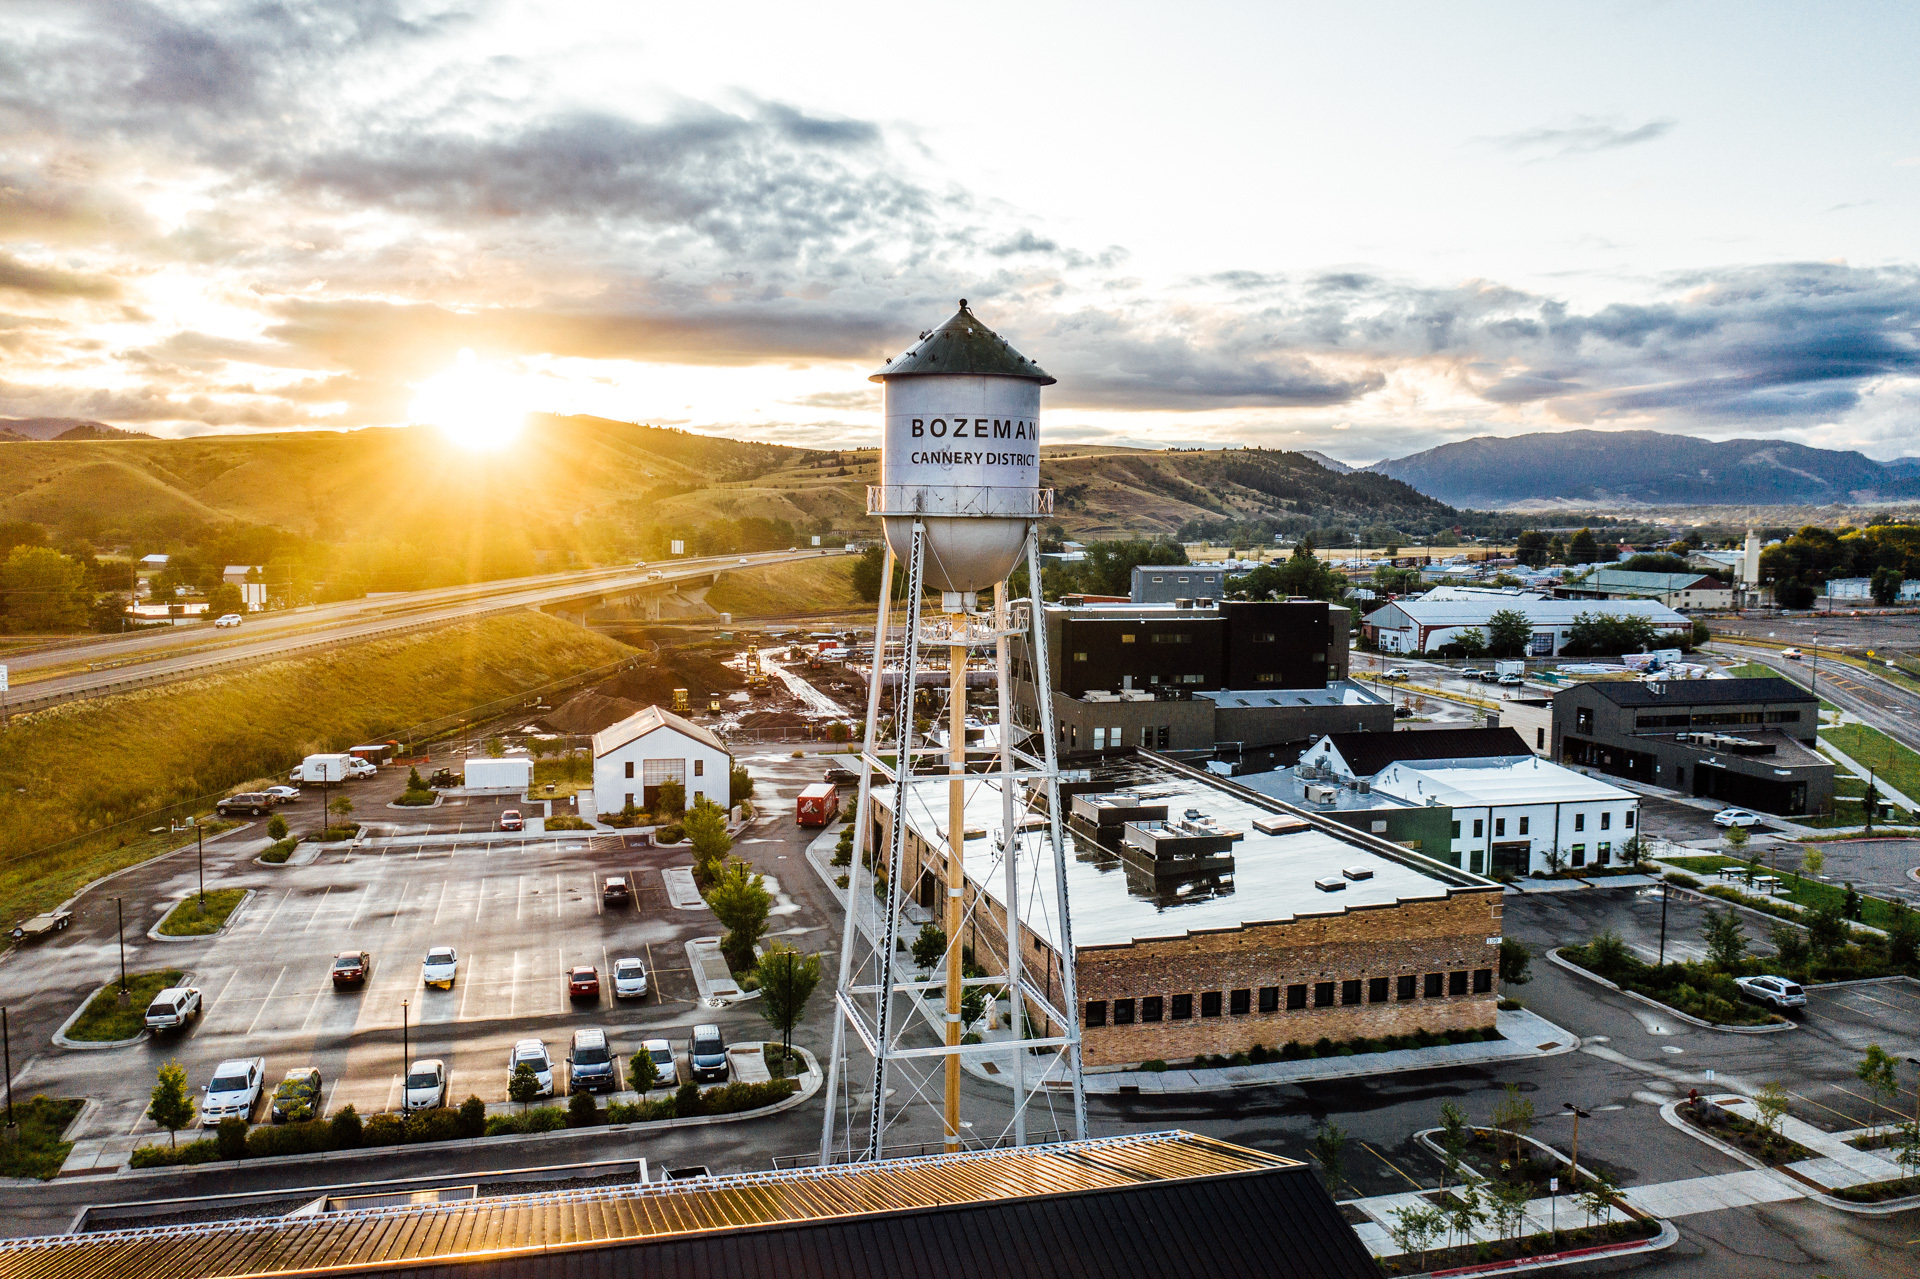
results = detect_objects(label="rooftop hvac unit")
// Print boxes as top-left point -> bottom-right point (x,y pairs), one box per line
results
1356,780 -> 1371,794
1314,876 -> 1348,892
1305,784 -> 1339,805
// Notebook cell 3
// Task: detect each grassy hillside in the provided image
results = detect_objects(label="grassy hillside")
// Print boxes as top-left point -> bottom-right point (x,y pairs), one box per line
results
701,556 -> 862,617
0,611 -> 635,928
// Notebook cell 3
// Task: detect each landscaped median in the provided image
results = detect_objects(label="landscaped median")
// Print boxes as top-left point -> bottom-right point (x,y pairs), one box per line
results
1554,937 -> 1786,1029
56,969 -> 184,1044
155,888 -> 248,937
0,1096 -> 85,1180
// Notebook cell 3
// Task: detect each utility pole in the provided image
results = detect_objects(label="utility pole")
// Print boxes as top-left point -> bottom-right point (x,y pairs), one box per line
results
1563,1102 -> 1591,1185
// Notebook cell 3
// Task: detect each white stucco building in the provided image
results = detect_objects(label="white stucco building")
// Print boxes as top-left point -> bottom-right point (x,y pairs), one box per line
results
1360,596 -> 1690,656
592,706 -> 732,815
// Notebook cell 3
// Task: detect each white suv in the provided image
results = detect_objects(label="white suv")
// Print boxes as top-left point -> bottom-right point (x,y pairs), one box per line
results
200,1057 -> 266,1126
144,986 -> 202,1032
1736,975 -> 1806,1010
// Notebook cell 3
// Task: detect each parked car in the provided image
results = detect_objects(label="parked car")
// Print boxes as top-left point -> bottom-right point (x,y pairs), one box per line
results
1498,673 -> 1523,686
602,876 -> 632,907
216,792 -> 277,817
143,985 -> 202,1031
403,1059 -> 447,1111
200,1057 -> 266,1126
10,907 -> 73,943
509,1038 -> 554,1096
1735,975 -> 1807,1010
823,766 -> 859,785
1382,667 -> 1411,680
612,957 -> 648,999
641,1038 -> 677,1088
264,785 -> 301,803
1713,807 -> 1765,829
331,950 -> 371,987
568,965 -> 600,1000
421,946 -> 458,989
269,1067 -> 323,1123
567,1028 -> 617,1093
1782,648 -> 1803,660
688,1024 -> 729,1083
213,613 -> 243,628
1393,705 -> 1413,719
428,768 -> 459,789
499,809 -> 524,832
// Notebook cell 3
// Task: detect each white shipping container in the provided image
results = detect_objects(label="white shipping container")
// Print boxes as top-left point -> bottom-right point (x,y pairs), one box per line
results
1494,660 -> 1526,677
464,757 -> 533,791
299,753 -> 353,784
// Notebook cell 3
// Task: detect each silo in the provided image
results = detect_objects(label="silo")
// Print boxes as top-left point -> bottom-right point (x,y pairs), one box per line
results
868,300 -> 1054,594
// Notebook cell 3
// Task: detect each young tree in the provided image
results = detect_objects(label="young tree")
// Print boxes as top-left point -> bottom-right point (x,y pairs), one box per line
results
1799,846 -> 1825,881
508,1061 -> 541,1109
1577,1169 -> 1619,1229
1489,1180 -> 1530,1243
1842,882 -> 1862,921
1723,823 -> 1750,852
911,923 -> 947,971
755,942 -> 823,1061
706,859 -> 773,973
630,1050 -> 659,1093
484,736 -> 505,758
1753,1082 -> 1789,1152
1438,1099 -> 1470,1190
1491,1082 -> 1534,1166
267,813 -> 289,841
730,764 -> 755,807
1390,1204 -> 1444,1269
1703,908 -> 1748,971
1486,609 -> 1533,658
1857,1044 -> 1900,1124
684,798 -> 731,881
1498,938 -> 1533,988
329,795 -> 354,825
147,1061 -> 194,1147
1769,922 -> 1811,971
1585,930 -> 1631,981
1444,1183 -> 1485,1251
654,778 -> 686,820
1310,1121 -> 1348,1197
1806,902 -> 1848,956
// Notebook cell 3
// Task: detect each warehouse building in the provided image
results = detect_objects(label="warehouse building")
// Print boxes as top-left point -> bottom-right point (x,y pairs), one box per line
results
592,705 -> 732,813
1553,676 -> 1832,816
1361,595 -> 1691,656
871,752 -> 1504,1068
1557,568 -> 1733,610
1130,563 -> 1226,602
1012,599 -> 1392,756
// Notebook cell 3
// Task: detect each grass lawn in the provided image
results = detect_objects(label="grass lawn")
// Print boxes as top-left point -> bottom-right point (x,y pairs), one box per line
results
1820,722 -> 1920,802
66,968 -> 184,1041
0,1096 -> 86,1180
1662,853 -> 1908,930
1727,662 -> 1776,679
156,888 -> 248,936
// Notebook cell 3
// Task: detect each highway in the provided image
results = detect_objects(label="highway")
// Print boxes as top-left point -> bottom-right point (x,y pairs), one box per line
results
1,550 -> 838,714
1706,641 -> 1920,754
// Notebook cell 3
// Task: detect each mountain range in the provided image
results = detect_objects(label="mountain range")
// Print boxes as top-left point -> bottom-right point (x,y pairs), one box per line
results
1364,430 -> 1920,508
0,417 -> 150,442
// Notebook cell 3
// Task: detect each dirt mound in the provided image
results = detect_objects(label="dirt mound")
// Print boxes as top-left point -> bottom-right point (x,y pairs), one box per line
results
597,650 -> 746,704
734,708 -> 813,731
540,691 -> 644,735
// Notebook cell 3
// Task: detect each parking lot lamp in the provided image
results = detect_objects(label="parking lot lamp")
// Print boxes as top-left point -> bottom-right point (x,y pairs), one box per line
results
1909,1058 -> 1918,1132
1810,634 -> 1819,697
1563,1102 -> 1591,1184
1657,879 -> 1670,967
4,1006 -> 14,1136
115,898 -> 127,997
402,1000 -> 410,1093
196,822 -> 205,911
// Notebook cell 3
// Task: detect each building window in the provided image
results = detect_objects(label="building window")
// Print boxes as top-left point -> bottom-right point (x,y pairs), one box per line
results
1092,728 -> 1106,750
1341,980 -> 1362,1006
1151,633 -> 1193,644
1625,810 -> 1635,828
1229,989 -> 1251,1015
1074,652 -> 1088,662
1597,842 -> 1611,864
1451,821 -> 1462,839
1120,633 -> 1136,644
1448,970 -> 1468,996
1473,818 -> 1484,838
1286,984 -> 1307,1010
1470,851 -> 1484,875
1369,977 -> 1389,1003
1537,727 -> 1546,749
1259,986 -> 1280,1013
1576,708 -> 1593,733
1157,726 -> 1170,749
1519,816 -> 1530,835
1171,994 -> 1193,1020
1473,969 -> 1493,994
1179,673 -> 1206,684
1424,972 -> 1443,998
1313,982 -> 1335,1008
1251,631 -> 1276,643
1113,998 -> 1135,1025
1255,673 -> 1278,683
1494,818 -> 1506,838
624,761 -> 635,778
1200,991 -> 1223,1018
625,793 -> 635,809
1085,1001 -> 1107,1027
1571,844 -> 1586,867
693,759 -> 704,777
1600,811 -> 1610,830
1397,975 -> 1417,1000
1574,813 -> 1585,832
1141,996 -> 1163,1022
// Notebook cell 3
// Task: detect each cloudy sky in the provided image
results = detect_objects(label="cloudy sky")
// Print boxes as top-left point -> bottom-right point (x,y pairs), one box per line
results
4,1 -> 1919,463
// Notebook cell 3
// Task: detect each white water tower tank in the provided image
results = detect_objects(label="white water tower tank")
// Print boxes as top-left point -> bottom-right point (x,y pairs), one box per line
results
869,300 -> 1054,593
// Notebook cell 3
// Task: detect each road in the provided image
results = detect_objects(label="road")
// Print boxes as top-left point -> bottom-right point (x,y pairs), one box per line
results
1,550 -> 836,713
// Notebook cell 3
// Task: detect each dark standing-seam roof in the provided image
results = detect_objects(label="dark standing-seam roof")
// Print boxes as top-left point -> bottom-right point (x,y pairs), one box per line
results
1323,725 -> 1532,777
870,300 -> 1055,384
1566,675 -> 1816,707
0,1132 -> 1379,1279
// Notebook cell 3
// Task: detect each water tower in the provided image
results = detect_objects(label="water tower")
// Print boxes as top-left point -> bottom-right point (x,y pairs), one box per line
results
820,301 -> 1087,1165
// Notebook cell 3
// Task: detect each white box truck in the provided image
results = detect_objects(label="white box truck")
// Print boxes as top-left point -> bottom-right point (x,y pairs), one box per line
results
464,757 -> 533,791
295,753 -> 353,784
1493,660 -> 1526,679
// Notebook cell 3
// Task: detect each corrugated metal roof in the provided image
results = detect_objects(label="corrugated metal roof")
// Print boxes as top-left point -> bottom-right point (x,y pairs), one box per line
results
1373,597 -> 1688,626
590,704 -> 728,759
870,301 -> 1054,384
0,1133 -> 1300,1279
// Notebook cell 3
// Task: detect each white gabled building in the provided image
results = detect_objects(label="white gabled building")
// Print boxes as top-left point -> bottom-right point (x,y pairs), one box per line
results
592,706 -> 732,814
1361,596 -> 1690,656
1371,756 -> 1637,878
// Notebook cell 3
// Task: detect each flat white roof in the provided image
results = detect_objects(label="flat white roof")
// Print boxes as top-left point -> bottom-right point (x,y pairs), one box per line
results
1197,680 -> 1387,709
877,757 -> 1492,953
1374,756 -> 1634,808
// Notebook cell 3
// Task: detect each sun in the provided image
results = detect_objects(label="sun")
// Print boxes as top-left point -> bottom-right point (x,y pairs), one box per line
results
409,349 -> 531,450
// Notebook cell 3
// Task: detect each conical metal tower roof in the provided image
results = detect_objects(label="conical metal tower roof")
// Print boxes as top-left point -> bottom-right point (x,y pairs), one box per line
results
869,299 -> 1054,384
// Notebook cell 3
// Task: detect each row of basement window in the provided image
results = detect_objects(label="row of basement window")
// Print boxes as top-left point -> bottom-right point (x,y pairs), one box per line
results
1085,968 -> 1495,1027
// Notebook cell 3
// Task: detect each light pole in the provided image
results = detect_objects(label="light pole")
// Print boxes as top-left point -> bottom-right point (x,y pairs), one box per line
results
1810,633 -> 1819,698
115,898 -> 128,997
401,999 -> 410,1095
3,1006 -> 14,1138
1657,879 -> 1670,967
196,821 -> 205,912
1564,1102 -> 1591,1185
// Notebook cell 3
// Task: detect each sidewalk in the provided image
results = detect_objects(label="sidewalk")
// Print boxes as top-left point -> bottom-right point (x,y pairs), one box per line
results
1816,735 -> 1920,813
1716,1096 -> 1908,1190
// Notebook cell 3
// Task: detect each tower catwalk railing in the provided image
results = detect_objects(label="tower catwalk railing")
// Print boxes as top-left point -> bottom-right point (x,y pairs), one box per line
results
818,522 -> 1086,1167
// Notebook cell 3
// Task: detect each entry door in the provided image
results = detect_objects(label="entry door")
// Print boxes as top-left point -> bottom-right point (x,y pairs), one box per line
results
1491,842 -> 1532,878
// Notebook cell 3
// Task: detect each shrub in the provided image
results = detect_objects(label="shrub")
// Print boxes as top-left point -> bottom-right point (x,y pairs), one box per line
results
1665,872 -> 1700,888
545,814 -> 590,830
330,1105 -> 362,1149
405,1107 -> 462,1143
526,1106 -> 566,1132
656,823 -> 685,844
245,1120 -> 332,1159
362,1113 -> 407,1146
1312,1037 -> 1336,1058
567,1091 -> 601,1128
260,838 -> 297,863
267,814 -> 289,841
215,1116 -> 248,1160
130,1139 -> 221,1168
675,1082 -> 702,1118
1140,1059 -> 1169,1072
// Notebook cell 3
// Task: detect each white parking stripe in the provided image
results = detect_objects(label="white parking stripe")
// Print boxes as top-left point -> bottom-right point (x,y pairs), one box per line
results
244,967 -> 288,1035
301,885 -> 334,932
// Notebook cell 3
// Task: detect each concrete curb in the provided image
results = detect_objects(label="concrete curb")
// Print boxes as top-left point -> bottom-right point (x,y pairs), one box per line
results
1546,948 -> 1794,1034
50,979 -> 165,1051
1657,1098 -> 1920,1216
1416,1219 -> 1678,1278
146,889 -> 257,942
106,1048 -> 823,1181
385,794 -> 444,810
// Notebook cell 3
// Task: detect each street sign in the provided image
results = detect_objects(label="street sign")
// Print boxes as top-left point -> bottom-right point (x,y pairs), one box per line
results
1550,1177 -> 1558,1192
670,540 -> 685,555
0,664 -> 7,692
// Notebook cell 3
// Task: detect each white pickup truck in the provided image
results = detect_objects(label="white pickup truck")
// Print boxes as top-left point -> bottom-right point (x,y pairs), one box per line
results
200,1056 -> 267,1126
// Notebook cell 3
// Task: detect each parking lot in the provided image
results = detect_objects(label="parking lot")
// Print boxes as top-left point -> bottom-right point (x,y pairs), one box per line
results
0,744 -> 841,1153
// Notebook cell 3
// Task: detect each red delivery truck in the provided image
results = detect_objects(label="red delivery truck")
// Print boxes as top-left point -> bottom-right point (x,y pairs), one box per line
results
796,783 -> 840,827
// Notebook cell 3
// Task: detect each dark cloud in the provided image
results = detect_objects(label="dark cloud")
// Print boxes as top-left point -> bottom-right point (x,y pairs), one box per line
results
1488,116 -> 1675,160
0,252 -> 119,298
989,230 -> 1060,256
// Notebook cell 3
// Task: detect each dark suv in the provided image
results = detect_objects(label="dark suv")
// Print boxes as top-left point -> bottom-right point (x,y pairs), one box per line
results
216,793 -> 276,817
689,1024 -> 729,1083
568,1028 -> 617,1094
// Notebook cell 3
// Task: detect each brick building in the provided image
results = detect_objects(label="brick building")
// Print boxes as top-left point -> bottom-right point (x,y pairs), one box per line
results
868,753 -> 1504,1069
